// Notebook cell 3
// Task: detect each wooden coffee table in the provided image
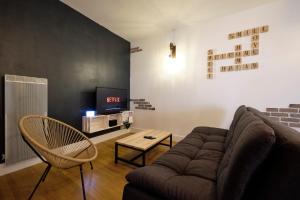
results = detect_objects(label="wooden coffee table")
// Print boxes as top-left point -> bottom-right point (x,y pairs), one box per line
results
115,129 -> 172,167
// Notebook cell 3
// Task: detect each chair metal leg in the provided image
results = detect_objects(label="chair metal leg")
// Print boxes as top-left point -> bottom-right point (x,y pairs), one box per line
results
29,164 -> 51,199
80,165 -> 86,200
41,165 -> 51,182
89,162 -> 93,170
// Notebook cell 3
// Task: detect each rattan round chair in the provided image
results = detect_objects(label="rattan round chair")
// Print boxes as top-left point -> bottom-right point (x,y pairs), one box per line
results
19,115 -> 98,200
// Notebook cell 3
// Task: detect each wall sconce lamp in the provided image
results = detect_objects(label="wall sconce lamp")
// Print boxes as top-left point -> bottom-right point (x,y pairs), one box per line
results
169,42 -> 176,59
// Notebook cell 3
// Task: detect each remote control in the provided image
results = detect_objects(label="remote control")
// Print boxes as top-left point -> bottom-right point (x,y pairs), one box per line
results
144,136 -> 156,140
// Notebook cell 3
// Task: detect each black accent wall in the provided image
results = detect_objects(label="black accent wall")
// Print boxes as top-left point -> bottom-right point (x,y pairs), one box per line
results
0,0 -> 130,163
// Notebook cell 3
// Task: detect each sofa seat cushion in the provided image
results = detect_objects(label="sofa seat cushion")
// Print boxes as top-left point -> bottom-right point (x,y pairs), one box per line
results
184,159 -> 220,181
126,127 -> 228,200
202,142 -> 225,152
126,165 -> 178,196
164,176 -> 216,200
126,165 -> 216,200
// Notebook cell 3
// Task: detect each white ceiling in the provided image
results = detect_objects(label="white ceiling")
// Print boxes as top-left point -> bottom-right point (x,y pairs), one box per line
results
61,0 -> 275,41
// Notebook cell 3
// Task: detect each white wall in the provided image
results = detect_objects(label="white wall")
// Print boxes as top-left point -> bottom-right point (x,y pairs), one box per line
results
130,0 -> 300,140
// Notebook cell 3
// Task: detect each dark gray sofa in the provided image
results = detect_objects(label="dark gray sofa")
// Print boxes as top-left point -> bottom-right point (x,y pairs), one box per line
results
123,106 -> 300,200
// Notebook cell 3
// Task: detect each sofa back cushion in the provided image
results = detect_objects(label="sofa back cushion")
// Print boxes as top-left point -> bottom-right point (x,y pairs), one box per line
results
217,111 -> 275,200
224,105 -> 247,149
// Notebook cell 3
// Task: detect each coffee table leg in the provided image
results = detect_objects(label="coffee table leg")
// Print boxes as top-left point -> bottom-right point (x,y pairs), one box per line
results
170,135 -> 172,148
142,152 -> 146,166
115,143 -> 118,164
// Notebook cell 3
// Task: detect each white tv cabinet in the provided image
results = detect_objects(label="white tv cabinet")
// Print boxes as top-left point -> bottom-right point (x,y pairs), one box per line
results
82,111 -> 133,134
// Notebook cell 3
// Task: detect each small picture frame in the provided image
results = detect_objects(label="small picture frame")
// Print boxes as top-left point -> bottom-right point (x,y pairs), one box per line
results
207,49 -> 214,55
207,74 -> 213,79
235,45 -> 242,51
227,52 -> 235,58
251,49 -> 259,56
251,63 -> 259,69
260,25 -> 269,33
214,55 -> 220,60
236,31 -> 242,38
251,35 -> 259,42
220,66 -> 227,72
251,42 -> 259,49
207,67 -> 213,73
235,65 -> 242,71
228,33 -> 235,40
235,51 -> 242,57
251,27 -> 259,34
235,57 -> 242,64
243,50 -> 251,57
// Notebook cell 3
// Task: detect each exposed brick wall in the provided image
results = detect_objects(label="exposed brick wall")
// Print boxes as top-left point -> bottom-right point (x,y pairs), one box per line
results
130,99 -> 155,111
130,47 -> 142,53
264,104 -> 300,128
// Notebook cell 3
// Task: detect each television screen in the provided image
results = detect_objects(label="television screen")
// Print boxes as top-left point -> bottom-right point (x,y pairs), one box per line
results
96,87 -> 128,114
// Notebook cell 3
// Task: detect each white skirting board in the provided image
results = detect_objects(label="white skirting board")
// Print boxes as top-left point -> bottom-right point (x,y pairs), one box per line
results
172,134 -> 184,142
0,157 -> 42,176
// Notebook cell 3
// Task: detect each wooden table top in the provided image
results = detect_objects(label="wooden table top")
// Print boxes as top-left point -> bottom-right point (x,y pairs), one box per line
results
116,129 -> 172,151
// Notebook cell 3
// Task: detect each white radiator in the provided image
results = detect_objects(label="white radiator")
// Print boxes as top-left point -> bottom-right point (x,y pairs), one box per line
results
4,75 -> 48,166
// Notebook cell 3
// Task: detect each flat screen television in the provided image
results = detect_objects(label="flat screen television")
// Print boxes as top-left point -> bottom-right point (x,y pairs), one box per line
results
96,87 -> 128,114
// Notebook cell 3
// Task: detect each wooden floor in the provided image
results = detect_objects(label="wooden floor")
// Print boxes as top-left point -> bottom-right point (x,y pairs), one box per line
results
0,133 -> 173,200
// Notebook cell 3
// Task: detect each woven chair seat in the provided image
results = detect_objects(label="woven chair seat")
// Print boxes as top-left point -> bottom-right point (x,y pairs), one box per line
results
19,115 -> 98,169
